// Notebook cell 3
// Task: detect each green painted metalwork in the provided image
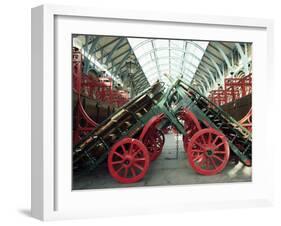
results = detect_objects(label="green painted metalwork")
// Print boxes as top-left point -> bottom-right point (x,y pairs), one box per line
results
73,78 -> 251,173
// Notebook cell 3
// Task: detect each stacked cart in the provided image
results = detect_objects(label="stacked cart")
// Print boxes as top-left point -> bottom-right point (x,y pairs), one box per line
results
73,78 -> 252,183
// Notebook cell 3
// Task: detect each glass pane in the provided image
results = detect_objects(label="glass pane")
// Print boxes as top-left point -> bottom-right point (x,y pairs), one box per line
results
154,39 -> 168,49
128,38 -> 209,85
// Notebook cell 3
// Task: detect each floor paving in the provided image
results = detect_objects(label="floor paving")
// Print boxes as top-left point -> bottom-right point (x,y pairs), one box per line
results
73,134 -> 252,190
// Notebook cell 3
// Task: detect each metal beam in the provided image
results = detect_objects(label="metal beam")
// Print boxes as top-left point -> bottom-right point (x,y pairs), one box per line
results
119,63 -> 144,83
107,48 -> 131,71
135,76 -> 146,86
126,38 -> 151,87
210,43 -> 232,69
199,58 -> 217,72
195,43 -> 224,80
87,37 -> 100,56
133,70 -> 144,79
135,82 -> 149,92
129,39 -> 225,90
113,50 -> 132,76
134,73 -> 145,81
196,69 -> 215,88
105,38 -> 125,64
191,68 -> 216,89
193,78 -> 207,94
134,76 -> 145,86
119,57 -> 147,78
135,81 -> 148,91
180,41 -> 188,75
220,42 -> 233,51
206,68 -> 217,86
197,73 -> 211,91
94,38 -> 120,53
169,40 -> 171,76
209,56 -> 223,79
137,47 -> 202,63
133,74 -> 149,89
197,63 -> 218,83
145,66 -> 194,81
132,39 -> 207,56
142,64 -> 194,79
235,43 -> 249,74
134,54 -> 199,76
102,41 -> 127,62
151,40 -> 161,79
131,39 -> 223,89
83,36 -> 101,74
197,65 -> 216,78
204,47 -> 223,62
135,84 -> 147,94
134,78 -> 148,90
196,55 -> 223,83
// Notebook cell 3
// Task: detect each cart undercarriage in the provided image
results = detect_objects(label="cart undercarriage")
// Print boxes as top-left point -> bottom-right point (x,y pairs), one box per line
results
73,78 -> 252,184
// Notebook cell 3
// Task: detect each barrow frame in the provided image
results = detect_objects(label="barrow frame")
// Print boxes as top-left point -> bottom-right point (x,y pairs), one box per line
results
31,4 -> 274,221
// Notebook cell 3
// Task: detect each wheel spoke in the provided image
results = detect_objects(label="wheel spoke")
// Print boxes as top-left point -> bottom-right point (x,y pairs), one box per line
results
212,136 -> 220,145
191,149 -> 203,154
133,148 -> 141,157
215,142 -> 224,150
194,141 -> 205,149
187,128 -> 230,175
134,157 -> 146,161
116,165 -> 124,173
114,151 -> 124,159
205,157 -> 210,169
210,156 -> 217,168
112,160 -> 123,165
108,137 -> 150,183
193,154 -> 203,162
130,167 -> 136,177
123,167 -> 128,177
198,156 -> 206,168
134,163 -> 144,171
214,150 -> 226,154
213,154 -> 224,162
129,143 -> 134,154
201,135 -> 207,144
121,144 -> 127,154
207,132 -> 212,144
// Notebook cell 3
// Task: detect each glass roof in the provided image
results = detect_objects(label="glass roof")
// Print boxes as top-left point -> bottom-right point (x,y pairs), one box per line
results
128,38 -> 209,87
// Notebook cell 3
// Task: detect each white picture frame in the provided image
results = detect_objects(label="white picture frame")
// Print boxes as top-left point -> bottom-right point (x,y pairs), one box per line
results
31,4 -> 274,221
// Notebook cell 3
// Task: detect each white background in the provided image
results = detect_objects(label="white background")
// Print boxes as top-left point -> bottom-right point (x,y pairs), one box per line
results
0,0 -> 280,225
55,13 -> 271,218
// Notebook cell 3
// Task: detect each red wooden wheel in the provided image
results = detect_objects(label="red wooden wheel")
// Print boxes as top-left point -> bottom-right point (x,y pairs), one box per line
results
178,109 -> 201,152
139,114 -> 165,161
143,128 -> 165,161
108,138 -> 150,183
187,128 -> 230,175
239,108 -> 252,132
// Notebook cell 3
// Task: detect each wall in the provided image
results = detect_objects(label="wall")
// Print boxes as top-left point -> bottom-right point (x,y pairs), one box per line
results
0,0 -> 280,225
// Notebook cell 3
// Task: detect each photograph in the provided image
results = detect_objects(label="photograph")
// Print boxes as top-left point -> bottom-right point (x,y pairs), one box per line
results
71,35 -> 252,190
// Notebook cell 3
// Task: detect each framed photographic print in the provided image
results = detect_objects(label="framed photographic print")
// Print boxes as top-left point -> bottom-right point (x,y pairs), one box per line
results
31,4 -> 274,221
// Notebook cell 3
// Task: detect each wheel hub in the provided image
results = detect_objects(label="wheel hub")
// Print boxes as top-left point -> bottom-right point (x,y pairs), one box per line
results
206,149 -> 214,156
124,155 -> 133,167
